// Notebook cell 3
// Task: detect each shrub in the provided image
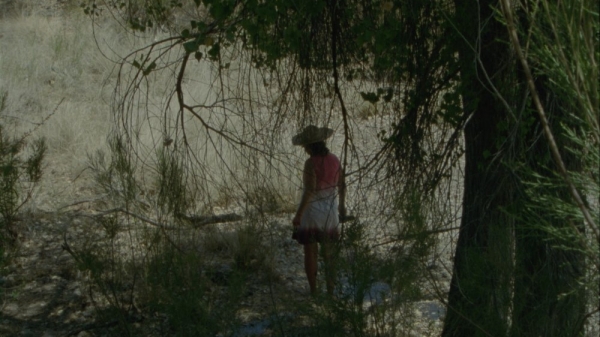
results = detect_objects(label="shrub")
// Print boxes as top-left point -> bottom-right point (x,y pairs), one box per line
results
0,99 -> 46,242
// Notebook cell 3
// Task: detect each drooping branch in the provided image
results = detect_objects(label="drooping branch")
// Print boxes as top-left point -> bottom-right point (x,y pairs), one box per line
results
329,0 -> 351,173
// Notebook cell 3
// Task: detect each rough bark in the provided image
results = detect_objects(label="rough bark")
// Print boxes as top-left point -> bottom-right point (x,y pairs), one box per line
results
444,1 -> 588,336
442,0 -> 513,335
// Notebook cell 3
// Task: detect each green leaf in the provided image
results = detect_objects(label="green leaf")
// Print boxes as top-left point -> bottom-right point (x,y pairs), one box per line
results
360,91 -> 379,104
225,29 -> 236,43
208,43 -> 220,61
194,51 -> 203,61
143,62 -> 156,76
183,40 -> 199,54
195,21 -> 206,31
345,70 -> 354,81
132,60 -> 141,69
438,91 -> 462,127
383,87 -> 393,102
210,1 -> 234,20
376,87 -> 394,103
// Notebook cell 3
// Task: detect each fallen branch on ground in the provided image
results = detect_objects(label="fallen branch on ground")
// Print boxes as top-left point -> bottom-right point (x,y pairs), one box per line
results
93,208 -> 243,230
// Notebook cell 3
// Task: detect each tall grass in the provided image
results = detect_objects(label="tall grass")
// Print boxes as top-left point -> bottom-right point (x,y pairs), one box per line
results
0,12 -> 111,163
0,8 -> 164,209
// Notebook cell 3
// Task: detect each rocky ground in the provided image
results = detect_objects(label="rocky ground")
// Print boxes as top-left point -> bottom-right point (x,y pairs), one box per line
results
0,202 -> 448,336
0,160 -> 451,337
1,211 -> 97,337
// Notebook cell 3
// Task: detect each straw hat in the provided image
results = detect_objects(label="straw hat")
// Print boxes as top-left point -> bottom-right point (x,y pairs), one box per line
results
292,125 -> 334,146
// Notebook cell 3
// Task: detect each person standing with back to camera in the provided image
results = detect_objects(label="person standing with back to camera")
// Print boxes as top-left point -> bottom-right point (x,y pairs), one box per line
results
292,125 -> 346,296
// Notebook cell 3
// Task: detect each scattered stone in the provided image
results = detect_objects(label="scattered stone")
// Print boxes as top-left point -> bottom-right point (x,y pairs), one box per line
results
3,303 -> 19,315
23,301 -> 47,317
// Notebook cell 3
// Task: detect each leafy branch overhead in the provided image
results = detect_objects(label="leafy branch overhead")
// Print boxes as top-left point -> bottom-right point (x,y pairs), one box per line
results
84,0 -> 463,194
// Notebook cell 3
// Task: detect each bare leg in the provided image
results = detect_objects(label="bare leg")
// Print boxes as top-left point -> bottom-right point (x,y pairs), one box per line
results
304,243 -> 318,295
322,241 -> 337,295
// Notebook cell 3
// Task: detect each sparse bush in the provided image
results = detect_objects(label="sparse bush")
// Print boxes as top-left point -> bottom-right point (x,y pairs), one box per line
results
0,91 -> 46,302
0,92 -> 46,242
246,185 -> 295,214
140,241 -> 244,336
201,221 -> 275,275
69,134 -> 263,335
233,222 -> 273,272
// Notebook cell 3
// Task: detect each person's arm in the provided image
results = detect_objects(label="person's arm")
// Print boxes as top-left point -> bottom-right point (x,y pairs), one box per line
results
293,159 -> 316,227
338,167 -> 347,218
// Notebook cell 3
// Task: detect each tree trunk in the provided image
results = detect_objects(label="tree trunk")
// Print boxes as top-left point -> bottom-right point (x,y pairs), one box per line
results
442,1 -> 513,336
444,1 -> 588,335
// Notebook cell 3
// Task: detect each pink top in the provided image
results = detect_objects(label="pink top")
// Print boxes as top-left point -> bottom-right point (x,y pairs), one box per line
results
310,153 -> 340,191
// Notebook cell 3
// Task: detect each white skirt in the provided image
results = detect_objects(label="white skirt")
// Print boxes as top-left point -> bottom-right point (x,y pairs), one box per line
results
293,189 -> 340,244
